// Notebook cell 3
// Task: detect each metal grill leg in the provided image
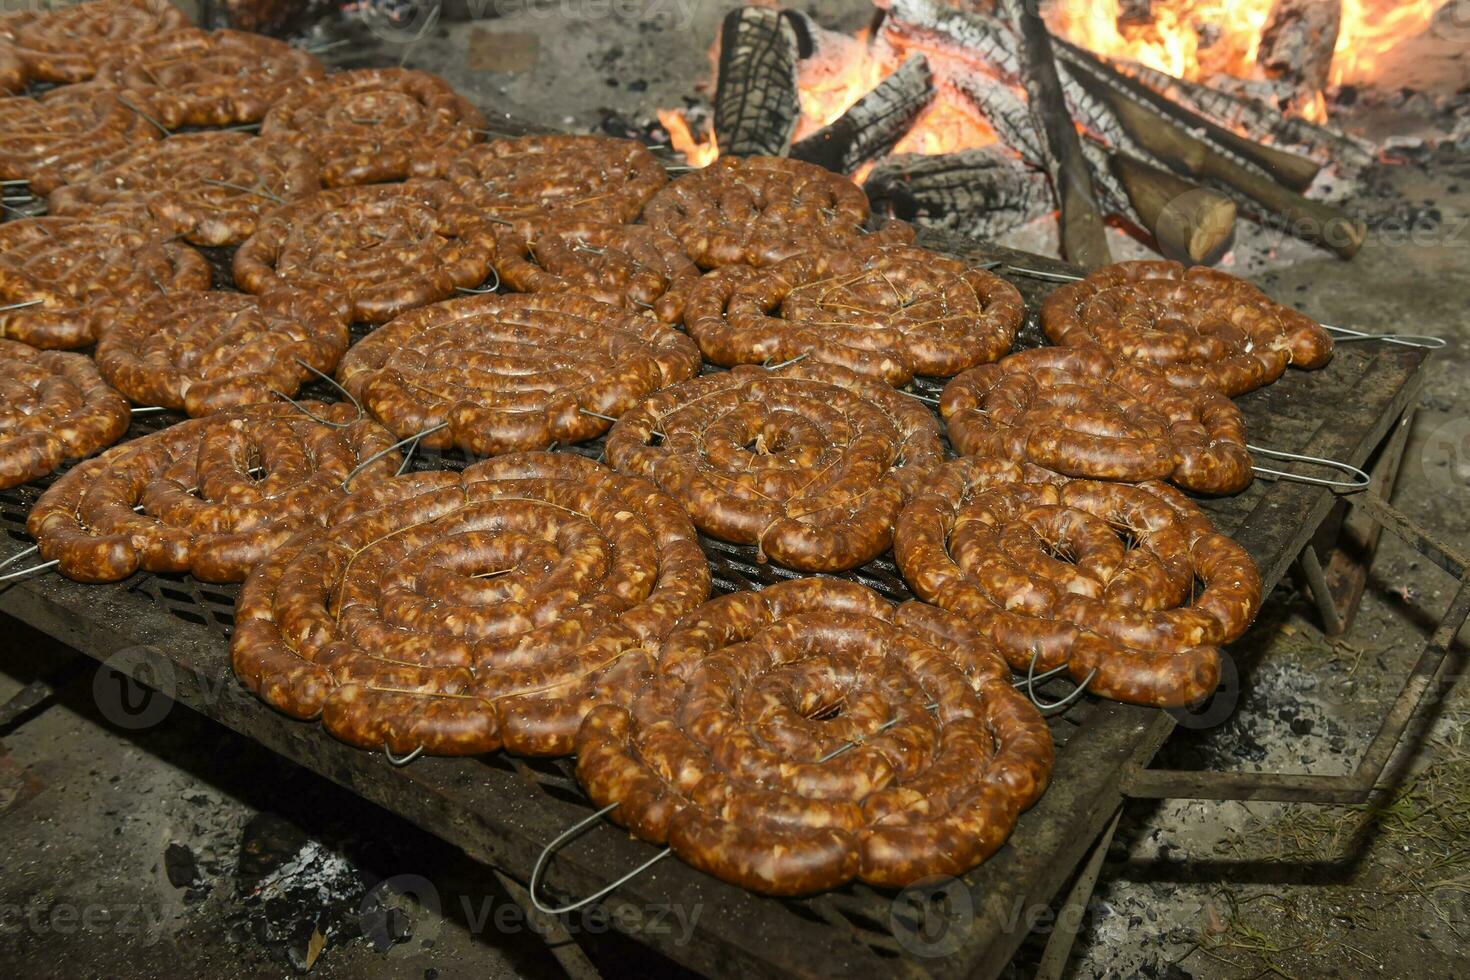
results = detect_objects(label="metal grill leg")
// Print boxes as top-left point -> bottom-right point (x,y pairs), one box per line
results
1034,806 -> 1123,980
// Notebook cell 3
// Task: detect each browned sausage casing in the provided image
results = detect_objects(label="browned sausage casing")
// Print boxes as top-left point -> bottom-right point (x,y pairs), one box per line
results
0,87 -> 163,194
894,457 -> 1261,707
492,217 -> 698,312
605,361 -> 943,572
48,132 -> 323,247
941,346 -> 1252,495
229,452 -> 711,757
0,217 -> 211,349
89,27 -> 324,129
233,180 -> 498,324
445,135 -> 668,234
27,402 -> 401,584
642,155 -> 914,269
675,243 -> 1023,386
573,578 -> 1053,895
0,0 -> 189,89
336,291 -> 700,456
1039,259 -> 1333,396
95,288 -> 351,417
261,68 -> 486,187
0,338 -> 130,489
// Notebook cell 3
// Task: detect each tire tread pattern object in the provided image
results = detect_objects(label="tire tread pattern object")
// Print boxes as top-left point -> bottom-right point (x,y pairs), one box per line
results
493,217 -> 699,313
0,217 -> 211,349
677,243 -> 1024,386
446,135 -> 668,234
1039,259 -> 1334,397
28,402 -> 401,583
0,0 -> 189,89
335,291 -> 701,456
95,288 -> 352,417
0,87 -> 163,194
605,361 -> 943,572
90,27 -> 324,129
574,578 -> 1053,895
941,347 -> 1253,495
642,155 -> 915,269
230,453 -> 711,757
0,338 -> 131,489
895,458 -> 1261,707
48,132 -> 323,247
261,68 -> 486,187
233,180 -> 498,324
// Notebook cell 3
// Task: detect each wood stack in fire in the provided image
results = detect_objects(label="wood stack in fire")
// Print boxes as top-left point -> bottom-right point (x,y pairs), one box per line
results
693,0 -> 1378,268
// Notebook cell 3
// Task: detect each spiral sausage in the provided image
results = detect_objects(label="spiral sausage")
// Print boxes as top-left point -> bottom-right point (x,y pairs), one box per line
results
261,68 -> 485,187
445,135 -> 668,233
574,578 -> 1053,895
492,217 -> 698,312
894,458 -> 1260,707
0,0 -> 188,88
1040,259 -> 1333,396
48,132 -> 322,247
0,217 -> 211,349
233,180 -> 498,324
0,339 -> 130,489
677,243 -> 1023,386
27,402 -> 401,583
336,291 -> 700,456
941,347 -> 1252,495
89,27 -> 323,129
95,288 -> 351,418
0,87 -> 163,195
605,361 -> 943,572
230,453 -> 711,756
642,155 -> 914,269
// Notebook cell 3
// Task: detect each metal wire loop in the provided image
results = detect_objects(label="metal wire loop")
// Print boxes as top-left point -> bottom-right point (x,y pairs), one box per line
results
763,353 -> 810,370
0,559 -> 60,583
1248,444 -> 1372,491
1004,265 -> 1083,283
0,544 -> 39,571
455,267 -> 500,294
1023,649 -> 1095,712
1321,323 -> 1446,350
290,356 -> 364,419
0,298 -> 44,313
529,802 -> 673,916
383,744 -> 424,767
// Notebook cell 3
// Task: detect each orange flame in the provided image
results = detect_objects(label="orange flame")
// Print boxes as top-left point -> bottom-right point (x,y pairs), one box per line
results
1050,0 -> 1446,114
658,107 -> 718,168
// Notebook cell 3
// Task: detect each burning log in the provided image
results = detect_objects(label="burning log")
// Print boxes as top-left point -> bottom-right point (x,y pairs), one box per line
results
863,146 -> 1052,240
1109,153 -> 1237,264
1052,37 -> 1325,192
713,7 -> 801,158
1103,55 -> 1373,170
790,55 -> 935,175
1258,0 -> 1342,98
1072,67 -> 1365,258
1000,0 -> 1110,267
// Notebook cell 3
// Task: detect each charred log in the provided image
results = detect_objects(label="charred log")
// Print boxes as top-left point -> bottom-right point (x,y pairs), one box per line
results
1259,0 -> 1342,97
1071,66 -> 1365,258
713,7 -> 801,158
1052,36 -> 1324,192
998,0 -> 1110,267
1110,153 -> 1237,264
790,55 -> 935,174
863,146 -> 1053,240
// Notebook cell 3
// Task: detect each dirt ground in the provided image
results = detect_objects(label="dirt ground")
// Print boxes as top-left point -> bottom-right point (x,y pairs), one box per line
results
3,2 -> 1470,978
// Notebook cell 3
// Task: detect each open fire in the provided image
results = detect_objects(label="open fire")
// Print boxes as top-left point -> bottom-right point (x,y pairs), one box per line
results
661,1 -> 1446,167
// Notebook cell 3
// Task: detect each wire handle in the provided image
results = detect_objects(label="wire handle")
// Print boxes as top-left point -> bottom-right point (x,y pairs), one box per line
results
1004,265 -> 1083,283
529,802 -> 672,915
1249,444 -> 1372,491
383,744 -> 423,767
342,422 -> 448,491
1021,649 -> 1095,712
0,558 -> 59,583
1321,323 -> 1446,350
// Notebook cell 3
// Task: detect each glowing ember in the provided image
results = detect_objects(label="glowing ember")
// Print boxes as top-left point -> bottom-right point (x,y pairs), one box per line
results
792,27 -> 891,140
